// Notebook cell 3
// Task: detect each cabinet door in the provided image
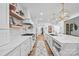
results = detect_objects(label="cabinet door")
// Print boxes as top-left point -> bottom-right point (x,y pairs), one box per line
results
21,40 -> 28,56
7,46 -> 21,56
21,38 -> 31,56
20,37 -> 35,56
45,34 -> 49,43
46,35 -> 53,48
29,37 -> 34,51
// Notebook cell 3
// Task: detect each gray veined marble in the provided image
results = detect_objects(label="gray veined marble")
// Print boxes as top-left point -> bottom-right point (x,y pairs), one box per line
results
45,33 -> 79,56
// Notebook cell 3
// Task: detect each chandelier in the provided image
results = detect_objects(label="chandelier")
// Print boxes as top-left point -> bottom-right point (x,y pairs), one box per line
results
58,3 -> 69,21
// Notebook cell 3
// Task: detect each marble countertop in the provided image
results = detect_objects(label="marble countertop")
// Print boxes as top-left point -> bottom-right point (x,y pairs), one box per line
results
45,33 -> 79,56
46,33 -> 79,44
0,29 -> 30,56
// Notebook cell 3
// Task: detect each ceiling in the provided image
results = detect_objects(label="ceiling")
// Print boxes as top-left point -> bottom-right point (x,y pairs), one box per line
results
19,3 -> 79,24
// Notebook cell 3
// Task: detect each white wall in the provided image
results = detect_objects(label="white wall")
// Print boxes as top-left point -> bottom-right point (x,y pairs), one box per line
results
0,3 -> 10,46
54,21 -> 65,34
0,3 -> 9,29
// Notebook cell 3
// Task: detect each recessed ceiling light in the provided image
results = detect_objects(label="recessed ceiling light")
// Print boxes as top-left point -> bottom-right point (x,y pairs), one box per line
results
40,12 -> 43,16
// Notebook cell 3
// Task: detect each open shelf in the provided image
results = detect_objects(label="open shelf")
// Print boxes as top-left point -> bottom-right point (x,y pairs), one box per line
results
10,10 -> 25,20
9,3 -> 25,20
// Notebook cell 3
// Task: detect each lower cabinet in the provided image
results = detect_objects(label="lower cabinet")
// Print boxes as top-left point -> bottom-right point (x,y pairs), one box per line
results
20,38 -> 31,56
6,46 -> 21,56
20,37 -> 35,56
45,34 -> 59,56
6,37 -> 35,56
45,34 -> 54,49
21,43 -> 28,56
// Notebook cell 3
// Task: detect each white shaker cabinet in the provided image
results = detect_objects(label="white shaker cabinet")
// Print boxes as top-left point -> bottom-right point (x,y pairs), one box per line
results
45,34 -> 54,49
21,41 -> 28,56
20,36 -> 35,56
30,36 -> 35,51
21,39 -> 30,56
3,35 -> 35,56
6,46 -> 21,56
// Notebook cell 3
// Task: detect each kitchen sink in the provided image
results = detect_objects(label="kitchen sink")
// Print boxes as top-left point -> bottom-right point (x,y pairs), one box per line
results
21,33 -> 34,36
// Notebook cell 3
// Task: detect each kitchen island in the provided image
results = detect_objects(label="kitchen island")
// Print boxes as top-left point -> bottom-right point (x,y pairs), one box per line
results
45,33 -> 79,56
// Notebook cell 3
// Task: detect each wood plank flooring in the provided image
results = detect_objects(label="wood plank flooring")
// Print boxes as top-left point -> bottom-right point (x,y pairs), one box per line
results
28,35 -> 54,56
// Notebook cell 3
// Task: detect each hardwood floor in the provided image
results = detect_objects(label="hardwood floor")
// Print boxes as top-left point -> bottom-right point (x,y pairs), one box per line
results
28,34 -> 54,56
36,35 -> 45,41
44,40 -> 54,56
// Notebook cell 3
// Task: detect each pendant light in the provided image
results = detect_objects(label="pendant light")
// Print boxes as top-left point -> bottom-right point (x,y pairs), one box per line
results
59,3 -> 69,21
